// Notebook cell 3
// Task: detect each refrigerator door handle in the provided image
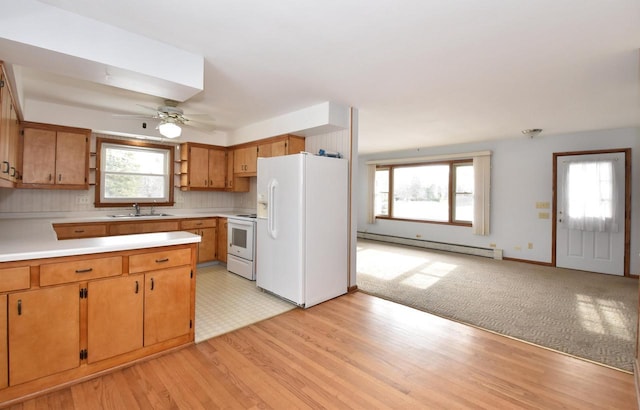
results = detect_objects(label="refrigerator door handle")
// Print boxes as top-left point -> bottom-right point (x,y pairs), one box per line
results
268,179 -> 278,239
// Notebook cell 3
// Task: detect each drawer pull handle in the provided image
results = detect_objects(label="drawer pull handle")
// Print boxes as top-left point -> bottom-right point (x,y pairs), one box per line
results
74,229 -> 85,233
135,281 -> 139,294
1,161 -> 8,174
17,299 -> 22,316
9,167 -> 15,177
150,278 -> 155,291
75,268 -> 93,274
196,222 -> 203,226
155,258 -> 169,263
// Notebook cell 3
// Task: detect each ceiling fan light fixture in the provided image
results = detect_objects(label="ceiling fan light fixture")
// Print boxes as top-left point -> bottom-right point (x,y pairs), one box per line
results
158,120 -> 182,138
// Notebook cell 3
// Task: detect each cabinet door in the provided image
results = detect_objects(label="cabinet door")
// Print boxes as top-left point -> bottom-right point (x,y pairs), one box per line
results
8,101 -> 19,182
217,218 -> 228,263
144,266 -> 192,346
189,146 -> 209,188
8,285 -> 80,385
257,142 -> 273,158
21,128 -> 56,184
208,148 -> 226,188
199,227 -> 216,263
269,140 -> 287,157
55,132 -> 87,185
0,294 -> 6,389
87,276 -> 143,363
0,71 -> 9,183
233,146 -> 257,175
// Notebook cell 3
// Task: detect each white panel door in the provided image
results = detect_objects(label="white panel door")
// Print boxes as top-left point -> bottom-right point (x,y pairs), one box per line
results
556,152 -> 625,275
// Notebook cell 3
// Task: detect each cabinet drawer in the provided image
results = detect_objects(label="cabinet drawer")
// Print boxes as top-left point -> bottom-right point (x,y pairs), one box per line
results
54,223 -> 107,240
109,221 -> 179,236
40,256 -> 123,286
129,248 -> 192,274
180,218 -> 216,230
0,266 -> 30,292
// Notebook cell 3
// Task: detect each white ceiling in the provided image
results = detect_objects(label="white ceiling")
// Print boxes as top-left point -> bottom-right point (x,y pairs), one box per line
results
5,0 -> 640,154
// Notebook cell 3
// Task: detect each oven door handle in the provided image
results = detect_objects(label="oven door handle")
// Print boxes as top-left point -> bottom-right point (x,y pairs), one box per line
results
268,179 -> 278,239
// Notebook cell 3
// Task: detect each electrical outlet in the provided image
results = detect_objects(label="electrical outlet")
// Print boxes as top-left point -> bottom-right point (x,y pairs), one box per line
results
528,243 -> 533,249
538,212 -> 550,219
489,243 -> 496,248
514,246 -> 521,251
416,234 -> 422,238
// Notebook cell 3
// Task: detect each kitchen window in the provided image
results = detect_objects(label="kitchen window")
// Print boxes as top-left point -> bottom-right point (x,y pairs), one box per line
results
374,160 -> 473,225
95,138 -> 174,207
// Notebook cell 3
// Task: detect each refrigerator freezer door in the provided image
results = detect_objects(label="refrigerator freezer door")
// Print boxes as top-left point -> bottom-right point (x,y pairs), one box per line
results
256,155 -> 305,305
303,155 -> 349,307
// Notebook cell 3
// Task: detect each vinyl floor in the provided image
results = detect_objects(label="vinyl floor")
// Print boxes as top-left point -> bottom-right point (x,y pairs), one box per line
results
194,264 -> 295,343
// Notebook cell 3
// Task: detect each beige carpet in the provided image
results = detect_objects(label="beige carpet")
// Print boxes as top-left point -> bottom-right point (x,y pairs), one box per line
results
195,265 -> 295,343
356,239 -> 638,372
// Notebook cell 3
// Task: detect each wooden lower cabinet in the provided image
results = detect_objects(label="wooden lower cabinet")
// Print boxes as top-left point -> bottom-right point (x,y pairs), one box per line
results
181,218 -> 217,263
217,218 -> 228,263
87,276 -> 143,364
0,243 -> 196,405
0,294 -> 6,390
144,266 -> 192,345
8,285 -> 80,386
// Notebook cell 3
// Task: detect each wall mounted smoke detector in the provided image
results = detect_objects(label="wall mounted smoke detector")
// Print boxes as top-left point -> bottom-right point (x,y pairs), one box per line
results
522,129 -> 543,138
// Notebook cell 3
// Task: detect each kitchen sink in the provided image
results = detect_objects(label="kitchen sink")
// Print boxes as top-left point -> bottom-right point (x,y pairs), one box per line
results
108,213 -> 173,218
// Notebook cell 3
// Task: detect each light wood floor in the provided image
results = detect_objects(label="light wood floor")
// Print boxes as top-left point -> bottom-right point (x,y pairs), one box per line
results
5,292 -> 637,409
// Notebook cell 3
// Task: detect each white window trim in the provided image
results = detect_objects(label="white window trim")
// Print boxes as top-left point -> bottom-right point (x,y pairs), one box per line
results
98,140 -> 173,205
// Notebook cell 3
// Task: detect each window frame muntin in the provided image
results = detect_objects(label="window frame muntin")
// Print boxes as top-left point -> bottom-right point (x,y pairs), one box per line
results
95,137 -> 175,208
375,159 -> 472,226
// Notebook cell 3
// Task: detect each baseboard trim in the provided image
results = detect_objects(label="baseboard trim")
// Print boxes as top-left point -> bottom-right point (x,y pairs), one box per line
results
348,285 -> 358,293
358,232 -> 495,258
503,257 -> 553,267
634,359 -> 640,409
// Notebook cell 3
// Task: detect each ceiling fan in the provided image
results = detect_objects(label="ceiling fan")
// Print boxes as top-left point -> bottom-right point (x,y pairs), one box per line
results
116,99 -> 215,138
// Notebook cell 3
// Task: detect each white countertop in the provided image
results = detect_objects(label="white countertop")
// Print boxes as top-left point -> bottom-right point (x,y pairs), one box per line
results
0,209 -> 257,262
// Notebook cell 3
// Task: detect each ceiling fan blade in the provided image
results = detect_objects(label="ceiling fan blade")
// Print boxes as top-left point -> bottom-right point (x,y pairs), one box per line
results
183,119 -> 216,132
113,113 -> 158,120
137,104 -> 161,112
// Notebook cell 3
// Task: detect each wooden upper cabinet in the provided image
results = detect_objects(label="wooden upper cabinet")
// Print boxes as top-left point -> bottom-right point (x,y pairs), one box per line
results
208,148 -> 226,188
257,136 -> 304,158
180,143 -> 227,190
20,122 -> 90,189
21,128 -> 56,184
233,146 -> 258,176
55,132 -> 87,185
0,63 -> 21,187
189,145 -> 209,188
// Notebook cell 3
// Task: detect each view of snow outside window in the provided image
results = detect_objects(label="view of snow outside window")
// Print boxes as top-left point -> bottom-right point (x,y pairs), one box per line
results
393,165 -> 449,221
374,163 -> 473,223
103,145 -> 168,200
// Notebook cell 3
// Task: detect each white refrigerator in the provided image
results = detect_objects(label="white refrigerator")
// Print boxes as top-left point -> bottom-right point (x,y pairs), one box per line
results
256,153 -> 348,308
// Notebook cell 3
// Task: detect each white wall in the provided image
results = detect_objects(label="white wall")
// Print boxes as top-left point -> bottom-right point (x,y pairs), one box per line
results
358,127 -> 640,275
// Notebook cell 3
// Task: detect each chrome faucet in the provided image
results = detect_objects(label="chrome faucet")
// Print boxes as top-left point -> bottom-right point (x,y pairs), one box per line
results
132,203 -> 140,216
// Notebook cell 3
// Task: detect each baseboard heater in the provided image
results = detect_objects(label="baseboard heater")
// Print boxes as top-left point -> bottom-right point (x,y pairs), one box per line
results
357,232 -> 499,259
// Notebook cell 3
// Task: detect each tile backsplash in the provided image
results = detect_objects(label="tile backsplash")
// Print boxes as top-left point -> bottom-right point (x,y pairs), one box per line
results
0,178 -> 257,214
